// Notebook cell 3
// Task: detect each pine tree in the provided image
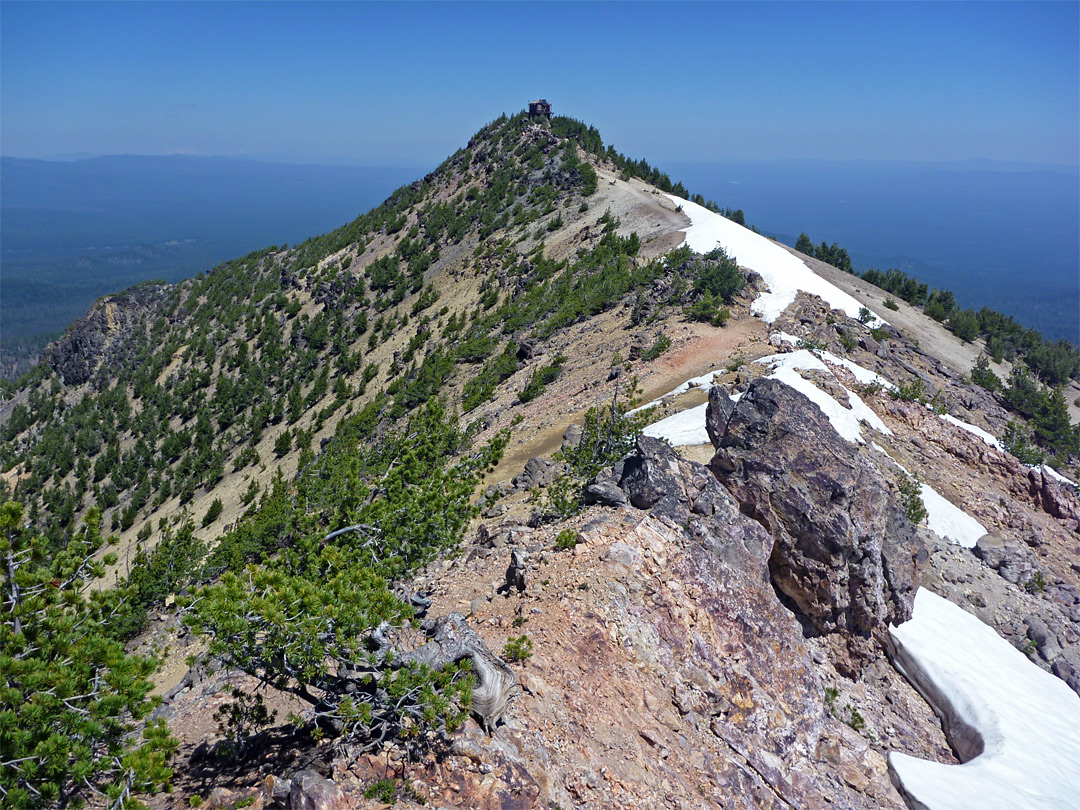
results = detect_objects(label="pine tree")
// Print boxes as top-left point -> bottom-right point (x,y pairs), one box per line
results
0,503 -> 176,808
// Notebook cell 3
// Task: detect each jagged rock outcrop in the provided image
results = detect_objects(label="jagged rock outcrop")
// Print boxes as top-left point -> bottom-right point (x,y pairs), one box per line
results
707,379 -> 925,663
44,283 -> 167,385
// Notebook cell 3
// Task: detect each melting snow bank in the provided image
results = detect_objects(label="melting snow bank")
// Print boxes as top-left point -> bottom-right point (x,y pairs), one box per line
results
939,413 -> 1005,451
666,194 -> 886,325
628,369 -> 726,416
889,589 -> 1080,810
642,403 -> 710,446
918,483 -> 986,549
871,443 -> 987,548
641,349 -> 891,447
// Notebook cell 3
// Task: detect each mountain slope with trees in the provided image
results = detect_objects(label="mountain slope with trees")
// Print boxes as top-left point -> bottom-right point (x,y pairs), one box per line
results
1,109 -> 1078,809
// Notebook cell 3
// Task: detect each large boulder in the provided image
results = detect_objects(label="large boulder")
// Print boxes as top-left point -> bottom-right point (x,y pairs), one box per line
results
709,378 -> 925,654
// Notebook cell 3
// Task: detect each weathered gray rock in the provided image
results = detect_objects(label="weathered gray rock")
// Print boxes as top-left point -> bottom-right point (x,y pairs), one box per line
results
512,456 -> 567,491
619,435 -> 686,520
45,284 -> 167,386
582,480 -> 629,507
709,378 -> 925,655
288,770 -> 344,810
704,385 -> 736,449
561,423 -> 582,451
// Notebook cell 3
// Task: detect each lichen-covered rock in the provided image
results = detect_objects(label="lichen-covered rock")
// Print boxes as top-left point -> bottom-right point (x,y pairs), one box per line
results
709,378 -> 925,656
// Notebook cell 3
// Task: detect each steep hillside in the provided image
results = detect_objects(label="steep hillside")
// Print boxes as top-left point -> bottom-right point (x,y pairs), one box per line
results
3,110 -> 1079,810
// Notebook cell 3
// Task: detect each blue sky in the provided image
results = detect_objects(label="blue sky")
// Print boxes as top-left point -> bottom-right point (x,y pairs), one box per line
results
2,1 -> 1077,167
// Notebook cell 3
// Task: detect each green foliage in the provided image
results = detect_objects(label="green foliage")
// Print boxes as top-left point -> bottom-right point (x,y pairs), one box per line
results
641,334 -> 672,361
364,779 -> 398,803
794,232 -> 853,272
845,705 -> 866,732
896,472 -> 927,525
503,635 -> 533,663
970,355 -> 1002,391
696,247 -> 746,302
119,521 -> 207,638
273,428 -> 292,457
1002,421 -> 1046,466
0,503 -> 176,808
883,298 -> 899,311
202,497 -> 224,528
462,343 -> 520,412
684,293 -> 730,327
554,529 -> 579,551
838,330 -> 858,351
949,308 -> 979,342
519,354 -> 567,403
891,378 -> 926,403
539,378 -> 656,522
184,402 -> 503,756
1024,570 -> 1047,594
1003,365 -> 1079,456
858,307 -> 874,325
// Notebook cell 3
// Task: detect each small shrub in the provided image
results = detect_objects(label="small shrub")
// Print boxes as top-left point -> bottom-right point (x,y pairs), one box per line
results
845,705 -> 866,731
273,428 -> 292,457
884,298 -> 899,311
1003,421 -> 1046,466
725,353 -> 746,372
870,326 -> 889,342
858,307 -> 874,324
838,330 -> 858,351
555,528 -> 579,550
1024,570 -> 1047,594
824,686 -> 839,717
519,355 -> 567,403
504,635 -> 533,663
971,355 -> 1002,392
202,498 -> 224,528
685,293 -> 730,327
796,338 -> 824,352
857,380 -> 885,398
891,378 -> 925,403
642,334 -> 672,361
364,778 -> 397,803
897,472 -> 927,525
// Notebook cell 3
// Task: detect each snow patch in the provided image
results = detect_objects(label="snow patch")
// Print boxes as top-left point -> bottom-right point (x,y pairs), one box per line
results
940,414 -> 1005,451
819,350 -> 897,390
667,194 -> 887,326
642,403 -> 710,446
889,589 -> 1080,810
919,484 -> 987,548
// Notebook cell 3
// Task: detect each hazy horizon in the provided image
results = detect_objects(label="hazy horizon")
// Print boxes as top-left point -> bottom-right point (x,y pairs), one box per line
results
3,3 -> 1076,167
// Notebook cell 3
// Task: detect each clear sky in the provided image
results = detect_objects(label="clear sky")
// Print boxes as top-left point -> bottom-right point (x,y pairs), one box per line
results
2,1 -> 1077,168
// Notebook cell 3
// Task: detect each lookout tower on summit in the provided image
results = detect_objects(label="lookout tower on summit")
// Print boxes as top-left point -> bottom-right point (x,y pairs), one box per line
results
528,99 -> 552,120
